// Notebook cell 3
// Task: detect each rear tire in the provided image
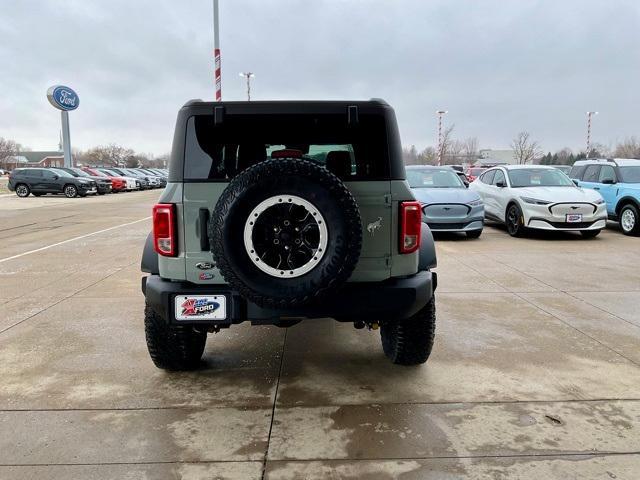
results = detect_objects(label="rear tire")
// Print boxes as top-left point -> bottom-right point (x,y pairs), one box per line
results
580,229 -> 601,239
465,229 -> 482,239
619,204 -> 640,236
15,184 -> 30,197
144,304 -> 207,371
506,203 -> 526,237
380,295 -> 436,366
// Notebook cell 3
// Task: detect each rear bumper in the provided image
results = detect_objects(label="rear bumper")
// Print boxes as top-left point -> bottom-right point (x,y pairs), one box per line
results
142,271 -> 436,326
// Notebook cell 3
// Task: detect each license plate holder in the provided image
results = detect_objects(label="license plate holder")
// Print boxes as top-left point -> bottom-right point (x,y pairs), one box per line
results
174,295 -> 227,321
566,213 -> 583,223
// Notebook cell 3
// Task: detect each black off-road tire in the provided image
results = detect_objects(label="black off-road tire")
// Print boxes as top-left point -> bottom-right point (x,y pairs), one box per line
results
380,295 -> 436,366
209,158 -> 362,309
580,229 -> 601,239
465,229 -> 482,239
144,304 -> 207,371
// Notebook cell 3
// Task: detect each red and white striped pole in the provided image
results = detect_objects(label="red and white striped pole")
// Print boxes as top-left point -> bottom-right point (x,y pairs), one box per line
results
436,110 -> 447,166
213,0 -> 222,101
586,111 -> 598,158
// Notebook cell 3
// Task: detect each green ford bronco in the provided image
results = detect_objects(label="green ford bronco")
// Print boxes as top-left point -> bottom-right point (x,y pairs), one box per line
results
141,99 -> 437,370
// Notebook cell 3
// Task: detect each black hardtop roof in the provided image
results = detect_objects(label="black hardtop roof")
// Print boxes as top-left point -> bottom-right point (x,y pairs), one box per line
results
180,98 -> 392,115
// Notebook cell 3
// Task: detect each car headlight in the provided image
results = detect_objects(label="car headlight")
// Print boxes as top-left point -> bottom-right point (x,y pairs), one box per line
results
594,198 -> 606,205
520,196 -> 551,205
467,199 -> 483,207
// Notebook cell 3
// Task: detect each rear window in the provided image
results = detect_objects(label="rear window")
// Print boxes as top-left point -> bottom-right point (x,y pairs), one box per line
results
184,113 -> 390,181
569,165 -> 586,179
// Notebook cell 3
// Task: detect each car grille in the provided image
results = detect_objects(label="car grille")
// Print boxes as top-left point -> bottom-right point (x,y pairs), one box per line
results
549,203 -> 596,215
545,220 -> 596,229
423,204 -> 470,218
427,222 -> 468,230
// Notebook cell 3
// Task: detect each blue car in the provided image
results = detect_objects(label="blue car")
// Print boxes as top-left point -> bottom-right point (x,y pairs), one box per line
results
570,159 -> 640,235
406,165 -> 484,238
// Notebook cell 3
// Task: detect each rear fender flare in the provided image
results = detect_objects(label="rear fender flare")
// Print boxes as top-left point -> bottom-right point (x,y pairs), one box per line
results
418,223 -> 437,271
141,232 -> 159,274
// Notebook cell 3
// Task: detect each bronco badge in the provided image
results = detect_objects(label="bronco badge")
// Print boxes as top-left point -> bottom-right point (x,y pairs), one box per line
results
367,217 -> 383,235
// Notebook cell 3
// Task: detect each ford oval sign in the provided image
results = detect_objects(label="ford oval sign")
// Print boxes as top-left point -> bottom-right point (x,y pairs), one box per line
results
47,85 -> 79,111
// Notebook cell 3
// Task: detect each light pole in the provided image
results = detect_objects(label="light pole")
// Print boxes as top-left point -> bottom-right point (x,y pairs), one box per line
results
586,111 -> 598,158
213,0 -> 222,101
239,72 -> 255,101
436,110 -> 448,166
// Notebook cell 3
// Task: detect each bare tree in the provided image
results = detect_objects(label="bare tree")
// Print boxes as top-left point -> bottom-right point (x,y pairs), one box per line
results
445,139 -> 464,165
511,132 -> 542,164
402,145 -> 419,165
556,147 -> 573,164
614,137 -> 640,158
0,137 -> 21,167
417,146 -> 437,165
462,137 -> 479,163
588,142 -> 611,158
82,144 -> 135,167
437,124 -> 455,165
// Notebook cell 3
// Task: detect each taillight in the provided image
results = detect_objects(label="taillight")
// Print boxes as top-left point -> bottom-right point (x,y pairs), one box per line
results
399,201 -> 422,254
153,203 -> 176,256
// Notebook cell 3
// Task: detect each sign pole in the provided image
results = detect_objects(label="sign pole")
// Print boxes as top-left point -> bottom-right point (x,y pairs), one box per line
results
61,111 -> 72,167
47,85 -> 79,167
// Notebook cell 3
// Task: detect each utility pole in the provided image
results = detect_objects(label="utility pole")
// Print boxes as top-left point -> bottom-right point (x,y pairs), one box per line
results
436,110 -> 448,166
239,72 -> 255,101
586,111 -> 598,158
213,0 -> 222,101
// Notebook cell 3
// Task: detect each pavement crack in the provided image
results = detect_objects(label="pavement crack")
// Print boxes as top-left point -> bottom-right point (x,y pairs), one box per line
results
261,328 -> 287,480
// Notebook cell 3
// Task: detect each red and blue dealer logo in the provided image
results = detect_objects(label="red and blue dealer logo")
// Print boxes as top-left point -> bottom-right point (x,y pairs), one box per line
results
180,298 -> 221,317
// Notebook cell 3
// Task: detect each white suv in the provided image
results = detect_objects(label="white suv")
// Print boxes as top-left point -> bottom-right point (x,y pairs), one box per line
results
470,165 -> 607,238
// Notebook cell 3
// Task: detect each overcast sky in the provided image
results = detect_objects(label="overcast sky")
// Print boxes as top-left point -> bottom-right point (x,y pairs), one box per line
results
1,0 -> 639,155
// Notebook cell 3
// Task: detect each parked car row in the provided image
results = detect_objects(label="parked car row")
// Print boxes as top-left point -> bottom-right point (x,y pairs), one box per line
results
7,167 -> 168,198
408,160 -> 640,239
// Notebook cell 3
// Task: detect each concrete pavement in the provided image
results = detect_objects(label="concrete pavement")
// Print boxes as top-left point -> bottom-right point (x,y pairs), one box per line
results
0,190 -> 639,479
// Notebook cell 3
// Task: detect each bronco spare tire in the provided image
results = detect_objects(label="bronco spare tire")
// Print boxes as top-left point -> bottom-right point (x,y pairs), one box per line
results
209,158 -> 362,309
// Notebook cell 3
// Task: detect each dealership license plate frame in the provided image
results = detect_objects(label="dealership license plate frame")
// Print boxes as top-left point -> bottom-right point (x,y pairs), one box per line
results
566,213 -> 583,223
174,294 -> 227,321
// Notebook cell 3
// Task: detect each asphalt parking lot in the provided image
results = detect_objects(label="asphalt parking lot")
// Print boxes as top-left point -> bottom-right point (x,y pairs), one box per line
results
0,191 -> 639,479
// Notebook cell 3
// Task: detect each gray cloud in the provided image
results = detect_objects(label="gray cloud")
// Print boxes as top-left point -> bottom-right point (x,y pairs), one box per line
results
1,0 -> 638,155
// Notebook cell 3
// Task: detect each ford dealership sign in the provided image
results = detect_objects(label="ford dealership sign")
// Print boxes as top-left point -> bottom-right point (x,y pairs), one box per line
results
47,85 -> 79,111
